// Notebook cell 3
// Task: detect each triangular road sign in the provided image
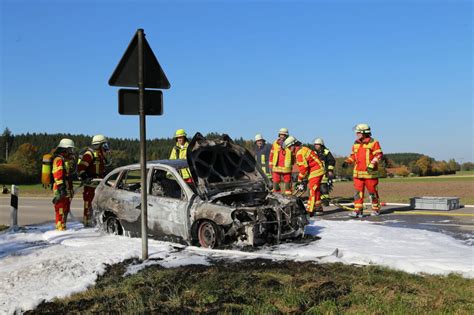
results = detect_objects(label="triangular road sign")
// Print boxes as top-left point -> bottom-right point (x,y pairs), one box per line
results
109,31 -> 171,89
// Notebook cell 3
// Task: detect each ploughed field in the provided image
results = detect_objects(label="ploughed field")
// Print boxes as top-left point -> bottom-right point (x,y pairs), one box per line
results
332,177 -> 474,205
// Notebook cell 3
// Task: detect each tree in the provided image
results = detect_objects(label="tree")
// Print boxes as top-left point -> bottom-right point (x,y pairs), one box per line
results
395,165 -> 410,177
0,128 -> 14,162
108,150 -> 132,171
414,155 -> 433,176
8,143 -> 41,179
433,161 -> 448,175
461,162 -> 474,171
447,159 -> 460,172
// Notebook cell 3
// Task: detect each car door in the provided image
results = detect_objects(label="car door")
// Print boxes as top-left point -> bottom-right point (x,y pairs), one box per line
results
147,167 -> 190,242
101,168 -> 144,232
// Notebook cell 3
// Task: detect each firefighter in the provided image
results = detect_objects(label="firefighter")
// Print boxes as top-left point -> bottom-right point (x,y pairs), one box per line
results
342,123 -> 384,217
313,138 -> 336,206
269,128 -> 293,194
169,129 -> 192,183
77,134 -> 110,227
254,134 -> 272,180
284,136 -> 325,216
52,138 -> 75,231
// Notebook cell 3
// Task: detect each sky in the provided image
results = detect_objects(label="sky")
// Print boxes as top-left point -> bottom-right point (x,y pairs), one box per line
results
1,218 -> 473,313
0,0 -> 472,162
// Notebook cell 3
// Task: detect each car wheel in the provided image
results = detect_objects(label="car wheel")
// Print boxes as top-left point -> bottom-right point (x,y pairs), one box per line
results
105,216 -> 123,235
197,221 -> 221,248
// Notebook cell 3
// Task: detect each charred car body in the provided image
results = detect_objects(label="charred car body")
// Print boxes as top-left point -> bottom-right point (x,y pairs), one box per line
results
93,133 -> 308,248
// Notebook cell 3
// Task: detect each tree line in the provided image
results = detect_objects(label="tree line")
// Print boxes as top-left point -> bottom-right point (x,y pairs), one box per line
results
0,129 -> 254,184
0,128 -> 470,184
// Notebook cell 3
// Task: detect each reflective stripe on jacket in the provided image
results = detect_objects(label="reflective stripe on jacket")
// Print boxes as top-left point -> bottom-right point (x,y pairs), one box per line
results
346,138 -> 383,179
255,143 -> 272,176
295,146 -> 325,181
316,147 -> 336,172
269,140 -> 292,173
169,142 -> 191,179
53,155 -> 73,196
77,149 -> 106,181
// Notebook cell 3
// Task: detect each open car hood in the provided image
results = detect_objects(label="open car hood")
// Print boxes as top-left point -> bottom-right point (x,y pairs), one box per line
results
187,132 -> 268,199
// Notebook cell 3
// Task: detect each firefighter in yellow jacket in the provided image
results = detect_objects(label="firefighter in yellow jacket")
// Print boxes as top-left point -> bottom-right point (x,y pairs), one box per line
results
52,138 -> 75,231
169,129 -> 192,183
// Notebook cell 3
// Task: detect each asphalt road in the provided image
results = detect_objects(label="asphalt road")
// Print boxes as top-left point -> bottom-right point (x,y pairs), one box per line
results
316,204 -> 474,243
1,197 -> 472,243
0,196 -> 83,226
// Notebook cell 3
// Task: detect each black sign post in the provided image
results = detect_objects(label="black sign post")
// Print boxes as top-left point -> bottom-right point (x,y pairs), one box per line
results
109,29 -> 170,260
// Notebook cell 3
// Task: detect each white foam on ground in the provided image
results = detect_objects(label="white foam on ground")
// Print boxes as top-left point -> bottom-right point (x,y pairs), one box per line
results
0,219 -> 472,314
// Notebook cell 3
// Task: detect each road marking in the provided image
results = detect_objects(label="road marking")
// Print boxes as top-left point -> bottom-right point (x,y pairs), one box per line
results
393,211 -> 474,217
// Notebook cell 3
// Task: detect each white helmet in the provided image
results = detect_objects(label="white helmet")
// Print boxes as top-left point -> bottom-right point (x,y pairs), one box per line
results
282,136 -> 297,149
354,123 -> 371,134
278,127 -> 289,136
254,134 -> 264,142
92,134 -> 108,145
57,138 -> 75,149
314,138 -> 324,145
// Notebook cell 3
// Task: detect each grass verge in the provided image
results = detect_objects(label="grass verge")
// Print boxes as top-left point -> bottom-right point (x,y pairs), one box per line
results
28,260 -> 473,314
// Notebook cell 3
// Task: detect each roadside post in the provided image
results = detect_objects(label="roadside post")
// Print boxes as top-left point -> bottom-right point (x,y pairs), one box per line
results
10,185 -> 18,231
109,29 -> 170,260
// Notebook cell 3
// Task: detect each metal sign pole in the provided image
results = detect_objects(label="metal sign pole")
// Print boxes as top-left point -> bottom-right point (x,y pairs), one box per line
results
109,28 -> 170,260
138,29 -> 148,260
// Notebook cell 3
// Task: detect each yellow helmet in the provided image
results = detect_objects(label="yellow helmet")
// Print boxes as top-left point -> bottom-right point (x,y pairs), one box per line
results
278,127 -> 289,136
282,136 -> 297,149
174,129 -> 187,138
254,134 -> 264,142
92,134 -> 108,145
354,123 -> 371,134
57,138 -> 75,149
314,138 -> 324,145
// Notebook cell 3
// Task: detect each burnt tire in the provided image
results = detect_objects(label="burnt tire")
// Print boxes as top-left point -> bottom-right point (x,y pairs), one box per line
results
197,221 -> 222,249
105,215 -> 123,235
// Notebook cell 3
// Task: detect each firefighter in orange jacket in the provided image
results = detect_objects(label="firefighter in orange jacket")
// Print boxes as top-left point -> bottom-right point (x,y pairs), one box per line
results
77,134 -> 109,226
52,138 -> 76,231
284,136 -> 325,216
269,128 -> 293,194
342,124 -> 384,217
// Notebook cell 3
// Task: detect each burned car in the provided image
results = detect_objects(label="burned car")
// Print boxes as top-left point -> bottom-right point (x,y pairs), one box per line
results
93,133 -> 308,248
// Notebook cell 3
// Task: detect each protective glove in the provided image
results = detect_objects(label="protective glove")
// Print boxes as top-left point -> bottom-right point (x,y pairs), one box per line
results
295,180 -> 307,192
327,171 -> 334,180
53,185 -> 67,204
367,163 -> 375,172
342,162 -> 349,169
80,173 -> 92,185
327,178 -> 334,192
59,185 -> 67,198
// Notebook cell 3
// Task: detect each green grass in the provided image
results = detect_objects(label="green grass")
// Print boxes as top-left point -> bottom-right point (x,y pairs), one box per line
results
0,182 -> 83,197
0,225 -> 8,232
453,170 -> 474,176
29,260 -> 474,314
